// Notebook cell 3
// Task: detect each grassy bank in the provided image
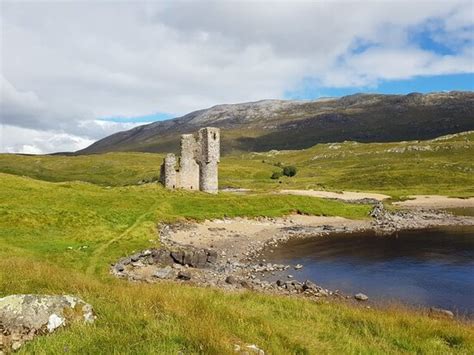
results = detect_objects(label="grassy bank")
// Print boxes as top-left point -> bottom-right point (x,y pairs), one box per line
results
1,172 -> 473,353
1,132 -> 472,198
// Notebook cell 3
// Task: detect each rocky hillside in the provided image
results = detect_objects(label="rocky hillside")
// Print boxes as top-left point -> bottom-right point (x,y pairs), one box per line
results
78,91 -> 474,155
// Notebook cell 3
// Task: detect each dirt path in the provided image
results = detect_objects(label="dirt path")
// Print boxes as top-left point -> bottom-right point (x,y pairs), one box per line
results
279,189 -> 390,201
394,195 -> 474,209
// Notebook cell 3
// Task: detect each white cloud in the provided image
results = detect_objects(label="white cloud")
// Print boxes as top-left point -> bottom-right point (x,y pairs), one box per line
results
0,124 -> 94,154
0,0 -> 472,153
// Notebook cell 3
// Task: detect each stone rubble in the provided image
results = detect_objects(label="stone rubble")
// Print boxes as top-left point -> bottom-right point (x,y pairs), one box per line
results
370,202 -> 473,234
112,233 -> 344,302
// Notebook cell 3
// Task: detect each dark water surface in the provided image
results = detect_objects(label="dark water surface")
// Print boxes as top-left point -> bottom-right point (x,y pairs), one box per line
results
261,226 -> 474,315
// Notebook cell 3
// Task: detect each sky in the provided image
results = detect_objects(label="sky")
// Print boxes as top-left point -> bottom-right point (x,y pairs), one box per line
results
1,0 -> 473,154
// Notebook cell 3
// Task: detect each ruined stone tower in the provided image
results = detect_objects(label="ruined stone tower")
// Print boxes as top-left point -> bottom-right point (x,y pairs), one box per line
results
179,134 -> 200,190
162,153 -> 177,189
160,127 -> 220,194
198,127 -> 220,193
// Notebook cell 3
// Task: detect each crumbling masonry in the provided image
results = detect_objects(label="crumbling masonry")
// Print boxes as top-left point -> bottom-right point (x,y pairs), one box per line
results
160,127 -> 220,194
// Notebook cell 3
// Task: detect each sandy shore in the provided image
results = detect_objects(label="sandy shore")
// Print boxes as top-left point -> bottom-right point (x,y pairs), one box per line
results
279,189 -> 390,201
394,195 -> 474,209
165,215 -> 368,258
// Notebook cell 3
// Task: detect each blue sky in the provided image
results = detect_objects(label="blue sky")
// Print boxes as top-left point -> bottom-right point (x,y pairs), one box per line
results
101,112 -> 175,123
286,73 -> 474,100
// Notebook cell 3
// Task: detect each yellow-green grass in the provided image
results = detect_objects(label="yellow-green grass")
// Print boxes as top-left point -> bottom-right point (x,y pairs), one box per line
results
1,132 -> 472,198
1,172 -> 473,354
220,131 -> 474,198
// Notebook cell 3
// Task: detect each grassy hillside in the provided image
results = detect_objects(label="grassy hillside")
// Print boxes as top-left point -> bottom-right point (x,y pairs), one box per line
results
0,152 -> 164,186
1,173 -> 473,354
1,132 -> 473,198
221,131 -> 474,198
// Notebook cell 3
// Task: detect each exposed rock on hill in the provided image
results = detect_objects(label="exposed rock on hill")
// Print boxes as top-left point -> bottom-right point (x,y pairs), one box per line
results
78,91 -> 474,155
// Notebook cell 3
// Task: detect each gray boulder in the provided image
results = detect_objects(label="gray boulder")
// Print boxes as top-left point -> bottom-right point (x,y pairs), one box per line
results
354,293 -> 369,301
429,307 -> 454,318
225,275 -> 238,285
0,294 -> 95,352
153,266 -> 176,279
171,248 -> 217,268
177,271 -> 192,280
302,280 -> 319,291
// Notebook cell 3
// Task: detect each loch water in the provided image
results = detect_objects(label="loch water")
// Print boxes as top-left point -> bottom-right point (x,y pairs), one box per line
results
261,226 -> 474,315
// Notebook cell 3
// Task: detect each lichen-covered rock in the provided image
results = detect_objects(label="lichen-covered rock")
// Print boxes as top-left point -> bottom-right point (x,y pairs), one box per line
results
0,294 -> 95,352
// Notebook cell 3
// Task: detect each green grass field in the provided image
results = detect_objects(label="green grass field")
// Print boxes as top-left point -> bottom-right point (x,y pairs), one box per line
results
1,132 -> 474,353
220,131 -> 474,198
1,131 -> 472,198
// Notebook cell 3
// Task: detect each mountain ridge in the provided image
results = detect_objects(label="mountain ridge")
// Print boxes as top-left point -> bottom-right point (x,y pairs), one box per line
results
78,91 -> 474,155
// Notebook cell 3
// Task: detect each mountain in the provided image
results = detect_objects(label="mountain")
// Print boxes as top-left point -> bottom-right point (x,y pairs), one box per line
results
78,91 -> 474,155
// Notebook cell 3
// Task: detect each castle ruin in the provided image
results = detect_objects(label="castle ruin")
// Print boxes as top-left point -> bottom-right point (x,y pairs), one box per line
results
160,127 -> 220,194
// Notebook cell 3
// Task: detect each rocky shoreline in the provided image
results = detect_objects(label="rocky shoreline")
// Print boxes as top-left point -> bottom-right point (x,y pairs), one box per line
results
112,204 -> 474,309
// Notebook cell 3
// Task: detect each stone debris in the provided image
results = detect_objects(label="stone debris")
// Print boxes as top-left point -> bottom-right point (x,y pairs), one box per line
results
0,294 -> 95,353
370,202 -> 473,234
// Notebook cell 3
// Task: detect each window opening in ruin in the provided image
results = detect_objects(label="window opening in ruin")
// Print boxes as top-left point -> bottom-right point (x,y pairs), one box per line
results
213,132 -> 217,140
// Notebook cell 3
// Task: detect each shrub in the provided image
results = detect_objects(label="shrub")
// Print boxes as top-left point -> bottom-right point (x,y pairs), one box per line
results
271,171 -> 282,180
283,166 -> 297,177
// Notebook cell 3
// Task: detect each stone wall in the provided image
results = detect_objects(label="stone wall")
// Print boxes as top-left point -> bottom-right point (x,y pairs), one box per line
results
179,134 -> 200,190
163,153 -> 178,189
198,127 -> 220,193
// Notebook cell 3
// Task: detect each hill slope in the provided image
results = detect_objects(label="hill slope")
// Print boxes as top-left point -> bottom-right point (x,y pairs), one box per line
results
79,91 -> 474,154
3,131 -> 473,197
